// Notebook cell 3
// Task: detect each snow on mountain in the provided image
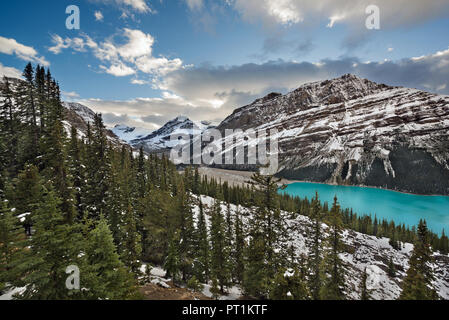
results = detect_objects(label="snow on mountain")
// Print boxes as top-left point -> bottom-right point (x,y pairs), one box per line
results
195,195 -> 449,300
111,124 -> 153,143
213,74 -> 449,195
129,116 -> 214,153
63,102 -> 97,125
61,101 -> 124,147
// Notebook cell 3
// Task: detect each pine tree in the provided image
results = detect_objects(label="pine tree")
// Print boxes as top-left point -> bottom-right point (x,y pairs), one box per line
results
308,192 -> 323,300
234,207 -> 245,284
439,229 -> 449,255
195,200 -> 210,283
34,65 -> 46,130
0,201 -> 25,290
243,235 -> 268,298
121,204 -> 142,276
210,276 -> 221,300
243,172 -> 286,298
269,268 -> 310,300
187,275 -> 203,293
177,180 -> 195,281
388,257 -> 396,278
84,217 -> 140,300
360,268 -> 371,300
400,220 -> 438,300
8,165 -> 43,235
13,189 -> 84,299
17,63 -> 39,165
82,114 -> 111,220
0,77 -> 20,176
209,198 -> 230,293
321,196 -> 346,300
67,125 -> 83,220
39,82 -> 76,223
164,233 -> 181,284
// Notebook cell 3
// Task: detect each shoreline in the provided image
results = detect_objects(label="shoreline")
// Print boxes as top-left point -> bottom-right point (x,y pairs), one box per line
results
198,167 -> 448,198
281,179 -> 449,198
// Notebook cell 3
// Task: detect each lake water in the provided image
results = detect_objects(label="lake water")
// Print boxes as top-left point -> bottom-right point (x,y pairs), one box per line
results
282,182 -> 449,235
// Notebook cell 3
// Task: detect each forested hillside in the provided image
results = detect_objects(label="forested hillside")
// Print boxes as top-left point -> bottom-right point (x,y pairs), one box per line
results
0,64 -> 447,300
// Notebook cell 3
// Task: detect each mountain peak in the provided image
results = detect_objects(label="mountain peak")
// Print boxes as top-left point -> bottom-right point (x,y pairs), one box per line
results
173,115 -> 190,122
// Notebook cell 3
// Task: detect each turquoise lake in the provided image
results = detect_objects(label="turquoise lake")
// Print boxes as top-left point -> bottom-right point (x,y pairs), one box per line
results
282,183 -> 449,235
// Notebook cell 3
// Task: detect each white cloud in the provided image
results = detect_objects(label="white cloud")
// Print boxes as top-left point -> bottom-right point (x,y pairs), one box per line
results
62,91 -> 81,101
0,63 -> 22,79
48,29 -> 183,78
131,78 -> 148,85
79,44 -> 449,129
91,0 -> 152,13
116,28 -> 154,61
135,56 -> 183,76
327,14 -> 346,28
185,0 -> 204,11
120,0 -> 150,12
0,36 -> 49,66
100,63 -> 136,77
49,34 -> 98,54
144,46 -> 449,125
95,11 -> 104,21
229,0 -> 449,29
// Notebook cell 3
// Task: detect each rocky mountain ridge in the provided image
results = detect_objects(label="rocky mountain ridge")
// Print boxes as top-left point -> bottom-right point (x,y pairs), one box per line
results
214,74 -> 449,195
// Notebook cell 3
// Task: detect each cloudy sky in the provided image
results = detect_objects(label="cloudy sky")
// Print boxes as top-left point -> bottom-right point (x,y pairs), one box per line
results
1,0 -> 449,130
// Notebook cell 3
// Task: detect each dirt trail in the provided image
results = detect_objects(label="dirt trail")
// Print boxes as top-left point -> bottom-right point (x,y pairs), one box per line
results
139,282 -> 212,300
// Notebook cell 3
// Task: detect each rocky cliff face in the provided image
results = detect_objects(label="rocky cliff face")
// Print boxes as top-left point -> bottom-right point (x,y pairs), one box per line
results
62,102 -> 124,147
215,74 -> 449,195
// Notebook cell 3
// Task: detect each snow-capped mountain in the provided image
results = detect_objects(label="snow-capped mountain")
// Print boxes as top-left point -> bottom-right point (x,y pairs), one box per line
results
63,102 -> 97,125
130,116 -> 214,153
213,74 -> 449,195
62,101 -> 124,147
111,124 -> 153,144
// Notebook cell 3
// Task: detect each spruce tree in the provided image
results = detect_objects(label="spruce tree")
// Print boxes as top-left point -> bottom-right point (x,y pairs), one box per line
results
0,201 -> 25,290
84,216 -> 139,300
165,233 -> 181,284
400,220 -> 438,300
243,172 -> 286,298
308,192 -> 323,300
121,204 -> 142,276
195,200 -> 210,283
234,207 -> 245,284
82,114 -> 111,220
388,257 -> 396,278
67,125 -> 83,220
321,196 -> 346,300
209,198 -> 230,293
360,268 -> 371,300
9,165 -> 43,235
270,268 -> 310,300
177,180 -> 195,281
39,82 -> 76,223
17,63 -> 39,165
0,77 -> 20,176
13,189 -> 84,299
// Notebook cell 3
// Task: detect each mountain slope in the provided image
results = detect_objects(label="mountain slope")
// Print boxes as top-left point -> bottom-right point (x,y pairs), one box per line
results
214,74 -> 449,195
62,102 -> 124,147
111,124 -> 153,143
197,194 -> 449,300
130,116 -> 213,153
